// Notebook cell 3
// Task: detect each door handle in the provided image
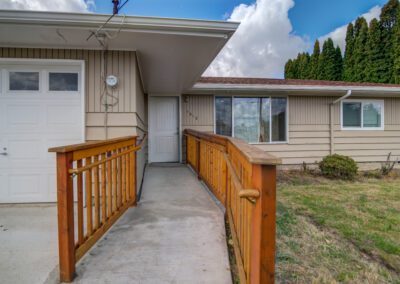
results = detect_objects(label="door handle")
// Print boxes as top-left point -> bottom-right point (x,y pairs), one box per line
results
0,152 -> 7,156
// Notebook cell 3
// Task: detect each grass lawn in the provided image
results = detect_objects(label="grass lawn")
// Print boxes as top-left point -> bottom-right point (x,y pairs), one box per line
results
276,171 -> 400,283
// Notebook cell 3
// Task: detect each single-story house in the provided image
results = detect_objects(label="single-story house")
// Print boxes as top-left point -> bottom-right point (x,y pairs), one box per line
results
0,10 -> 399,204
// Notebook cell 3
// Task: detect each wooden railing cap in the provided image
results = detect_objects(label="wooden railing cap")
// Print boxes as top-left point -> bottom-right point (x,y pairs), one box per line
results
184,129 -> 282,165
48,136 -> 138,153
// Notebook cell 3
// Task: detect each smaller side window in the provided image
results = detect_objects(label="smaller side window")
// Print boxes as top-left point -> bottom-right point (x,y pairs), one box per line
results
9,71 -> 39,91
49,72 -> 78,91
342,100 -> 383,130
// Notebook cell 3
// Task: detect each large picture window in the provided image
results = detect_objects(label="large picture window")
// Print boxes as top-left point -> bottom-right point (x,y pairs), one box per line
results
215,96 -> 287,143
341,100 -> 384,130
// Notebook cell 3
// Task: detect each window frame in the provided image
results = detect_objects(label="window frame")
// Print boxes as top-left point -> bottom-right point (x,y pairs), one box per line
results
340,99 -> 384,131
214,95 -> 289,144
47,70 -> 80,93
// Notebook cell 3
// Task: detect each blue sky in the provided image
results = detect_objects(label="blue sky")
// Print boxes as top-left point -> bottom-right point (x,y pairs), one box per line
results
93,0 -> 387,42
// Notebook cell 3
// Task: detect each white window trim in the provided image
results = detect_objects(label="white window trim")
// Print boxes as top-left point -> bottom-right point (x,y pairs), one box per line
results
47,70 -> 81,94
214,95 -> 289,144
340,99 -> 384,131
6,69 -> 42,94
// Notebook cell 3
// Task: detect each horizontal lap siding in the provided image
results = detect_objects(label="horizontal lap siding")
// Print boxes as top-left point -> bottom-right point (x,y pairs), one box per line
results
257,96 -> 332,164
333,97 -> 400,163
261,96 -> 400,165
0,48 -> 141,141
184,94 -> 400,166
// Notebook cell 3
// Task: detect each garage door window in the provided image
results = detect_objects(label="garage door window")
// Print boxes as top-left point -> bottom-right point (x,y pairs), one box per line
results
49,72 -> 78,91
9,72 -> 39,91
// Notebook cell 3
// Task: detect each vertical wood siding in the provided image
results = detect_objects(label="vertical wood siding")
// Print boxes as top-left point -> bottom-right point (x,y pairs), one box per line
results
0,47 -> 136,113
181,94 -> 214,132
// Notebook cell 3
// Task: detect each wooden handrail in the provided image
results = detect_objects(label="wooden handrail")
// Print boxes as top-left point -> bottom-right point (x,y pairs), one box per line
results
49,135 -> 137,153
184,129 -> 281,165
49,135 -> 143,282
69,134 -> 147,175
184,129 -> 278,284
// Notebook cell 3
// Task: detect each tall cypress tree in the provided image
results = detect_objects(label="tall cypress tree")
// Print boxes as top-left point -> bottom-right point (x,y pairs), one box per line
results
310,40 -> 321,79
366,19 -> 386,82
343,23 -> 355,81
394,5 -> 400,83
353,17 -> 369,82
335,46 -> 343,81
297,52 -> 311,79
319,38 -> 340,80
380,0 -> 400,83
284,59 -> 294,79
285,58 -> 299,79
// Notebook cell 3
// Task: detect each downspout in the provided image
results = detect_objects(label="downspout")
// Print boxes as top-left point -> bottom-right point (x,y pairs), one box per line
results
329,90 -> 352,154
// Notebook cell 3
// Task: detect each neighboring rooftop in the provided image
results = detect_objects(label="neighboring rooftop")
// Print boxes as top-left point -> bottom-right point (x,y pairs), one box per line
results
198,77 -> 400,88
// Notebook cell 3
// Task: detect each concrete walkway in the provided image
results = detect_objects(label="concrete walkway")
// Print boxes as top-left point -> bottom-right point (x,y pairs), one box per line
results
74,164 -> 232,284
0,204 -> 58,284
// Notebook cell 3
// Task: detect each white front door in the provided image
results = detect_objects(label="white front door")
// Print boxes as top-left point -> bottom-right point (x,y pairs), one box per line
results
0,60 -> 84,203
149,96 -> 179,162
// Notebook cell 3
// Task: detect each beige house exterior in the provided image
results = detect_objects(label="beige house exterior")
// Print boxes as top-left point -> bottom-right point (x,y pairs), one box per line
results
0,10 -> 399,203
184,78 -> 400,169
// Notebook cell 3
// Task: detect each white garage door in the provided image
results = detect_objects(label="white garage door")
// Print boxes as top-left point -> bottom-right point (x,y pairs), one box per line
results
0,60 -> 84,203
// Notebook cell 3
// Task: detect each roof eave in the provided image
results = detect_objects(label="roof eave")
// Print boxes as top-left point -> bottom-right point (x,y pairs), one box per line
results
188,83 -> 400,94
0,10 -> 239,38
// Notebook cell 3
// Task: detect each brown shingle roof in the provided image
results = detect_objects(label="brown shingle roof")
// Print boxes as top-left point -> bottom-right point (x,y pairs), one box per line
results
198,77 -> 400,88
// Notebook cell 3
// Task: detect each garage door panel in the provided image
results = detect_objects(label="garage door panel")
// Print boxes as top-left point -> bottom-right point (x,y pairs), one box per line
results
7,139 -> 41,159
47,173 -> 57,200
0,174 -> 6,201
46,104 -> 81,125
6,104 -> 42,128
8,174 -> 41,197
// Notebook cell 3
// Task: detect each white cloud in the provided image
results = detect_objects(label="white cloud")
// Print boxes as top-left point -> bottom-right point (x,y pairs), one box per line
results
319,5 -> 382,52
0,0 -> 93,12
205,0 -> 310,78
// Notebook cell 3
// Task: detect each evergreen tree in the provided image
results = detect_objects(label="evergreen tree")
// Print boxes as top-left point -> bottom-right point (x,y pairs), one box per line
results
310,40 -> 321,79
366,19 -> 386,82
284,59 -> 298,79
284,59 -> 293,79
343,23 -> 355,81
393,5 -> 400,83
297,52 -> 311,79
335,46 -> 343,81
319,38 -> 340,80
380,0 -> 400,82
353,17 -> 369,82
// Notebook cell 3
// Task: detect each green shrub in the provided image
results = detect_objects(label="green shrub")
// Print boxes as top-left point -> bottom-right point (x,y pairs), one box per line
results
319,154 -> 358,180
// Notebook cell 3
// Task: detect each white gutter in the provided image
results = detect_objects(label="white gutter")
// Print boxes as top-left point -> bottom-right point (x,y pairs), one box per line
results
190,83 -> 400,93
332,90 -> 352,104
